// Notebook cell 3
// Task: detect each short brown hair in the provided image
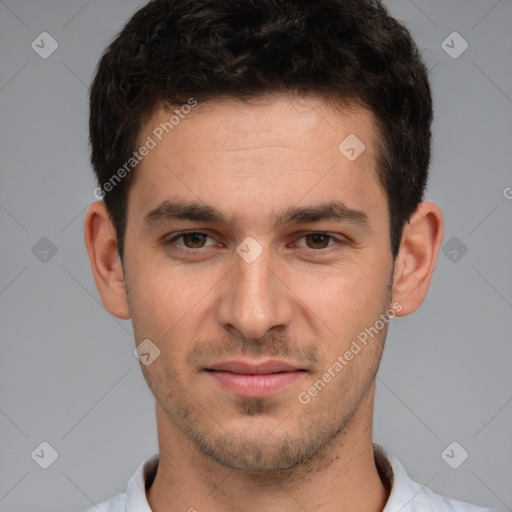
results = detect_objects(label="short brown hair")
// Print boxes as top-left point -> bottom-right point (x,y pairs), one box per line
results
89,0 -> 432,260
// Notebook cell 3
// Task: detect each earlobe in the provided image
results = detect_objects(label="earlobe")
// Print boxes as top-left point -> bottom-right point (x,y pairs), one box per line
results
391,201 -> 444,316
84,201 -> 131,320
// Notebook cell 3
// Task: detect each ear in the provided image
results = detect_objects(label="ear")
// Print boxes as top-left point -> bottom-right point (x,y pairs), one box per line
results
84,201 -> 131,319
391,201 -> 444,316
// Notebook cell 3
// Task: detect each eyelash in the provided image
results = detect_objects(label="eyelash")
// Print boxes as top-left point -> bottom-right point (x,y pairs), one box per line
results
165,231 -> 346,255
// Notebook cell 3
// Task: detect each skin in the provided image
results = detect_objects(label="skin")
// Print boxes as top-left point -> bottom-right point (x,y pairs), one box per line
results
84,93 -> 443,512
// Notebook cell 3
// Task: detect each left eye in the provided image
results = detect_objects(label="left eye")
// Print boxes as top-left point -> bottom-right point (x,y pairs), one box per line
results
294,233 -> 339,250
165,231 -> 342,251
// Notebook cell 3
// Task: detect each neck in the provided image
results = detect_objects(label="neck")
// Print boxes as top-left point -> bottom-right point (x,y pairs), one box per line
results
147,384 -> 389,512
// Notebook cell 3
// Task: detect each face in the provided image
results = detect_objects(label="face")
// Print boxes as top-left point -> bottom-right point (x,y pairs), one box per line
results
122,94 -> 396,472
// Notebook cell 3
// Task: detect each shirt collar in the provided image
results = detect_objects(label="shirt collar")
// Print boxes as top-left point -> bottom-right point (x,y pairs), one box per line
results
375,443 -> 441,512
125,453 -> 158,512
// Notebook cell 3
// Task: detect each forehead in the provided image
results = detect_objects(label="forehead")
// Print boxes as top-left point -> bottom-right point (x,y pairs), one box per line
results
128,94 -> 386,229
142,94 -> 379,157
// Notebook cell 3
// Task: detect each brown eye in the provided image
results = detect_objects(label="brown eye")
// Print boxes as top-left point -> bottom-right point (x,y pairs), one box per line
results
166,231 -> 215,250
181,232 -> 208,248
304,233 -> 333,249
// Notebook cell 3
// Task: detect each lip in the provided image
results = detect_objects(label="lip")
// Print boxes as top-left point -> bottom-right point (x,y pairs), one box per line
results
208,360 -> 301,374
205,359 -> 305,398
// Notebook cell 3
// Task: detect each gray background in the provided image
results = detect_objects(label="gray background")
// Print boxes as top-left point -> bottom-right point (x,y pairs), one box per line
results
0,0 -> 511,510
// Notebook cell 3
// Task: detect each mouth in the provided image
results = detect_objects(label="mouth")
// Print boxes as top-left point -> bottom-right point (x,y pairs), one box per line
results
204,359 -> 307,398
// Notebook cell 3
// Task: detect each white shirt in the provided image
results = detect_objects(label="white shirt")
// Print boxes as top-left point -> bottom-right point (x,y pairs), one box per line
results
85,444 -> 497,512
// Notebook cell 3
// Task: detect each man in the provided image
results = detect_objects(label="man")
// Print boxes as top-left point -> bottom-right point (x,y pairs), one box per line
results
83,0 -> 496,510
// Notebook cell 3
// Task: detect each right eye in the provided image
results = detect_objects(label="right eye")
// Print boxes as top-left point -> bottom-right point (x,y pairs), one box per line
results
165,231 -> 219,250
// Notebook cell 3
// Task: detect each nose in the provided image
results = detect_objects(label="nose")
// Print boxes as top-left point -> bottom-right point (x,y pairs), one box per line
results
215,243 -> 293,340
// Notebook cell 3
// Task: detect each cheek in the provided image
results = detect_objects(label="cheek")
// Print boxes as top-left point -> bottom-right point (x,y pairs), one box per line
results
288,263 -> 391,346
132,260 -> 209,309
127,262 -> 222,350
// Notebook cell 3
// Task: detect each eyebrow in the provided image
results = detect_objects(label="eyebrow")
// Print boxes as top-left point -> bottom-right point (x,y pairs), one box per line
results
143,199 -> 370,230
